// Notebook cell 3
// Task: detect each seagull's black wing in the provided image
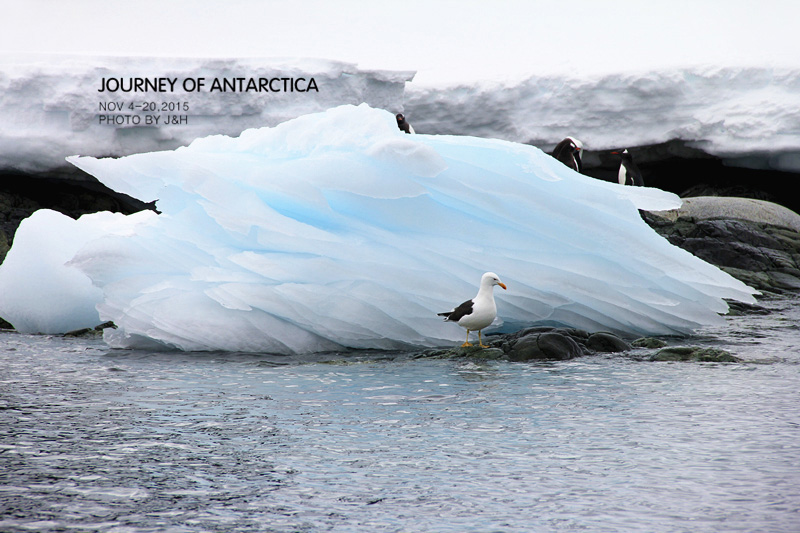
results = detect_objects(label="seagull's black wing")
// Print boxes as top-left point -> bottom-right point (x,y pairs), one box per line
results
437,299 -> 474,322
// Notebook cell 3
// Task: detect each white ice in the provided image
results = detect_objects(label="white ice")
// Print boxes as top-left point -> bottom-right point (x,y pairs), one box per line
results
0,105 -> 757,352
0,209 -> 157,334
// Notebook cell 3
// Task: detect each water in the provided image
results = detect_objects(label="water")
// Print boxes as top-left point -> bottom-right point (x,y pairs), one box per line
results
1,298 -> 799,532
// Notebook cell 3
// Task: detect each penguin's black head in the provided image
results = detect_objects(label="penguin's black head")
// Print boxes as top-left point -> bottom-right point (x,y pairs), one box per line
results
612,149 -> 633,161
396,113 -> 405,123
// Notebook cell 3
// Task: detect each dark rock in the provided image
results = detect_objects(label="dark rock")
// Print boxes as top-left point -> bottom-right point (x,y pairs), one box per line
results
650,346 -> 742,362
631,337 -> 668,349
419,345 -> 505,360
725,300 -> 771,316
645,197 -> 800,294
446,345 -> 506,359
586,332 -> 631,352
576,138 -> 800,216
0,170 -> 155,267
63,321 -> 116,338
507,332 -> 585,361
64,328 -> 96,338
0,228 -> 8,265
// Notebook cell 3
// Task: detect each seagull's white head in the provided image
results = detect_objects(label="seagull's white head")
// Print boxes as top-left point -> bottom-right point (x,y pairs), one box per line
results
481,272 -> 507,291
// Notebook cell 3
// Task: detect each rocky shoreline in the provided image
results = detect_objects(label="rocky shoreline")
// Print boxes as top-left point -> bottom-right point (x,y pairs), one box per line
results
643,196 -> 800,294
417,326 -> 744,363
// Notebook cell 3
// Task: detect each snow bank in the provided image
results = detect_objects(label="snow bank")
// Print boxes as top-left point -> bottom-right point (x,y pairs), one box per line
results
1,56 -> 799,175
0,55 -> 413,173
0,105 -> 757,351
405,66 -> 800,170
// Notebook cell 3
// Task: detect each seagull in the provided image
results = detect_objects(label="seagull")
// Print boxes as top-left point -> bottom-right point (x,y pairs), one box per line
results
438,272 -> 507,348
552,137 -> 584,172
611,149 -> 644,186
396,113 -> 415,134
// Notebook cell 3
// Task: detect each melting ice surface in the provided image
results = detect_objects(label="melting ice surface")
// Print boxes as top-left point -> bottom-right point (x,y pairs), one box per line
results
0,105 -> 757,352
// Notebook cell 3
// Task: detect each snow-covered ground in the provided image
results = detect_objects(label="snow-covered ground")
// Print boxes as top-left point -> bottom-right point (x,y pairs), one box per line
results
2,56 -> 799,175
0,55 -> 412,173
406,66 -> 800,170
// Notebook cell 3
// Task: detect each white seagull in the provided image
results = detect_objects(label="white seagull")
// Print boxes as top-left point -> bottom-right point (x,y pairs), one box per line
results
438,272 -> 507,348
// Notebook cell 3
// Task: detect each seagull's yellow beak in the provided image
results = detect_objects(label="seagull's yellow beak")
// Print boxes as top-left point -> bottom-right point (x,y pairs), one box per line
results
498,282 -> 507,290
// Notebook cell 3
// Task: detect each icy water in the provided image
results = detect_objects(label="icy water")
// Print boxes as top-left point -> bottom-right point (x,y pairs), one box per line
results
1,299 -> 799,532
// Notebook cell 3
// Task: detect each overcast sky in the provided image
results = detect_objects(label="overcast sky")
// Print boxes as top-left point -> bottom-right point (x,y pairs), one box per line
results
3,0 -> 798,84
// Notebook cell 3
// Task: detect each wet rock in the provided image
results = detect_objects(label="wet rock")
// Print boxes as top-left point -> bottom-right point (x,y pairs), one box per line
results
419,345 -> 505,360
506,331 -> 586,361
63,321 -> 117,338
454,346 -> 505,360
650,346 -> 742,362
586,332 -> 631,352
632,337 -> 668,349
64,328 -> 98,338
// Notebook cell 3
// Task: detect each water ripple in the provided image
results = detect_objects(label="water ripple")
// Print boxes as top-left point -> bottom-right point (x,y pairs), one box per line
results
1,300 -> 800,531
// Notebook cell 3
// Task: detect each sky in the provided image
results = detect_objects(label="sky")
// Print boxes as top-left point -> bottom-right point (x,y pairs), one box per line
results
3,0 -> 799,84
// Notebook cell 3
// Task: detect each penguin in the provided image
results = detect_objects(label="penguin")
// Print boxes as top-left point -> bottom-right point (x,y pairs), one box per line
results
396,113 -> 415,134
552,137 -> 583,173
612,149 -> 644,186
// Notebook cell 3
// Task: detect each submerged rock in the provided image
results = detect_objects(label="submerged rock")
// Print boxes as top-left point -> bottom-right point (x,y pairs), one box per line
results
587,332 -> 632,352
506,332 -> 586,361
63,321 -> 117,338
650,346 -> 742,362
631,337 -> 669,349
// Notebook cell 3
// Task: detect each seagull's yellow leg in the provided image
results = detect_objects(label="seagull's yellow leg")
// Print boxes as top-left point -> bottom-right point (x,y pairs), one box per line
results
461,329 -> 472,347
478,330 -> 490,349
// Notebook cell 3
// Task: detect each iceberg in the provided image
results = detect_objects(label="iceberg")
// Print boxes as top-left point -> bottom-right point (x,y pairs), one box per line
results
0,105 -> 757,352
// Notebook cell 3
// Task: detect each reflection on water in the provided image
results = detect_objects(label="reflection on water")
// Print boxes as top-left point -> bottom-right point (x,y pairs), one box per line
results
1,299 -> 800,532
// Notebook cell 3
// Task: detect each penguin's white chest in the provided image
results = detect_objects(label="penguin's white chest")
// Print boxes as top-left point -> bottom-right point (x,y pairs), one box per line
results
618,164 -> 627,185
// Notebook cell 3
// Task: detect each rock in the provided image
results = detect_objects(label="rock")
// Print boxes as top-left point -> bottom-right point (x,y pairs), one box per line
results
586,332 -> 631,352
0,228 -> 7,265
632,337 -> 668,349
650,346 -> 742,362
63,321 -> 117,338
63,327 -> 97,338
507,331 -> 585,361
645,196 -> 800,294
653,196 -> 800,232
418,344 -> 505,360
448,345 -> 506,360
